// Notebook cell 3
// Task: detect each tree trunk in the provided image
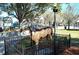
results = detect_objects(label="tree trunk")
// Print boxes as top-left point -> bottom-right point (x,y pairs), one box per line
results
68,20 -> 70,30
64,25 -> 66,29
16,3 -> 23,23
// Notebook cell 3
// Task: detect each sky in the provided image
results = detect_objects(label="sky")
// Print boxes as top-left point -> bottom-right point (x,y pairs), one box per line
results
61,3 -> 79,14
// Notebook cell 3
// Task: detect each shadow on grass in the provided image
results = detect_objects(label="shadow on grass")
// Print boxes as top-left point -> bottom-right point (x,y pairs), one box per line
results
66,29 -> 79,31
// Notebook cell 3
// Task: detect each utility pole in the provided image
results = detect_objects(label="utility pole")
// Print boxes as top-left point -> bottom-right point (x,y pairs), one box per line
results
53,3 -> 58,55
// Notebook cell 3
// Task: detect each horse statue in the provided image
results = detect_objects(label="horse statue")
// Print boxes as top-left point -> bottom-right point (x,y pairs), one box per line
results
20,26 -> 53,46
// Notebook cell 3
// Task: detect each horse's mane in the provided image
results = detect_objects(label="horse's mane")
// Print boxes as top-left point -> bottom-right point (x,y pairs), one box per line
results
34,26 -> 52,31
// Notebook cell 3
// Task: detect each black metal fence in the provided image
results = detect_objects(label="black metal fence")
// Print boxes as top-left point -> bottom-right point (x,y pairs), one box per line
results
0,34 -> 71,55
4,36 -> 24,55
54,34 -> 71,54
22,39 -> 53,55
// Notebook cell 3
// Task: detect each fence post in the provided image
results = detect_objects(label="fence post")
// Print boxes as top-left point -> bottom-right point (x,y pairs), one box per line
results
68,34 -> 71,48
31,37 -> 33,54
53,35 -> 56,55
22,48 -> 24,55
4,39 -> 7,55
21,38 -> 24,55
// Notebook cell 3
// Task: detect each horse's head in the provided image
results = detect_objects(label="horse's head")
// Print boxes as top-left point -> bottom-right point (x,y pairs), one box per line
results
20,27 -> 32,37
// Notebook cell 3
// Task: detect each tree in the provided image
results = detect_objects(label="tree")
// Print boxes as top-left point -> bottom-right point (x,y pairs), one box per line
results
8,3 -> 61,23
62,4 -> 78,29
8,3 -> 50,22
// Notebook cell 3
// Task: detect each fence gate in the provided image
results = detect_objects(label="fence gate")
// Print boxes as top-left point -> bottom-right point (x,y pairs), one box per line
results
4,36 -> 24,55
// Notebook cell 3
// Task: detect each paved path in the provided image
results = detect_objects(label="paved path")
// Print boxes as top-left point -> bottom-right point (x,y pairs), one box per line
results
57,26 -> 79,29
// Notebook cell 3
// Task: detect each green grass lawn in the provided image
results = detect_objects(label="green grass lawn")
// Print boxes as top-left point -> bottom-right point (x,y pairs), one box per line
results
56,29 -> 79,38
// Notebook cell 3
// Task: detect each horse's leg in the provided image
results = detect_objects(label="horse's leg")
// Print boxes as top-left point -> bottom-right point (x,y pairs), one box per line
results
50,35 -> 52,40
46,34 -> 50,40
35,41 -> 39,55
47,34 -> 53,50
47,34 -> 52,41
